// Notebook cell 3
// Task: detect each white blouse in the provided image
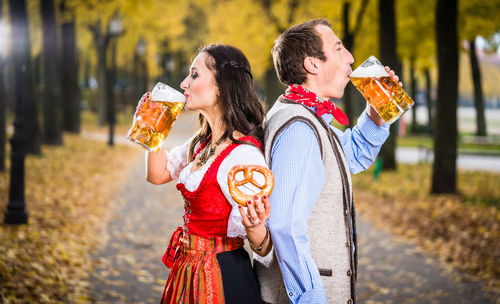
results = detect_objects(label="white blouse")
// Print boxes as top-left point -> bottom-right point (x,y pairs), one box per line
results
165,136 -> 268,238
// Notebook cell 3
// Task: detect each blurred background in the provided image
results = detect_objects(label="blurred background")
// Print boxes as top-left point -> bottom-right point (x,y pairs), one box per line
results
0,0 -> 499,303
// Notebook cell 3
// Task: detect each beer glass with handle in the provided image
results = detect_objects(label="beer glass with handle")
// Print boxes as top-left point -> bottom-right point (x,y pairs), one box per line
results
127,82 -> 186,153
350,56 -> 414,124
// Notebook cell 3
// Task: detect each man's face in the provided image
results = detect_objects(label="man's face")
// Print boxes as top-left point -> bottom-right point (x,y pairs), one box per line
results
315,25 -> 354,100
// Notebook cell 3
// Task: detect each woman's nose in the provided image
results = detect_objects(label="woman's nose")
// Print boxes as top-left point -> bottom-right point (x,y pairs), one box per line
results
180,77 -> 189,90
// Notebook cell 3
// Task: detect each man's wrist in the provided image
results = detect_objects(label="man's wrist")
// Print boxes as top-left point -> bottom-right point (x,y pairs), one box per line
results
366,104 -> 385,126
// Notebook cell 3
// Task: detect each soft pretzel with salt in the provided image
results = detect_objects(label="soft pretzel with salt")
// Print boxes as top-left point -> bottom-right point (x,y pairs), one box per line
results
227,165 -> 274,207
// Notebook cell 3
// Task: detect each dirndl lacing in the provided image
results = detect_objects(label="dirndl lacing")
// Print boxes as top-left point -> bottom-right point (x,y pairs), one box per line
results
161,228 -> 244,304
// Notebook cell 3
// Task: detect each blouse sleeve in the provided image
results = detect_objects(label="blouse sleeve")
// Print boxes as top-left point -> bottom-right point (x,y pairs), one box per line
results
216,144 -> 269,238
166,134 -> 198,182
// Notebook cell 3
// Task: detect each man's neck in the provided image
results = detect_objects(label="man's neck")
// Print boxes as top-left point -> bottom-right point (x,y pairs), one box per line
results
299,81 -> 324,100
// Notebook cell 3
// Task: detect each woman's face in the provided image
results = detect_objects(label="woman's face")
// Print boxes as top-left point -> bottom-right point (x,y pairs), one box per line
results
180,52 -> 219,112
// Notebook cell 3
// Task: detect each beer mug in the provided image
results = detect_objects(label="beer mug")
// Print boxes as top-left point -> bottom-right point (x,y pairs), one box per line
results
127,82 -> 185,153
350,56 -> 414,124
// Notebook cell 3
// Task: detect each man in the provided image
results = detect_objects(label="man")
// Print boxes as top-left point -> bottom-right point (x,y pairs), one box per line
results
253,19 -> 401,303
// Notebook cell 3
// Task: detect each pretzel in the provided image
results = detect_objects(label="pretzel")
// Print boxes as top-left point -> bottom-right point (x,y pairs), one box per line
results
227,165 -> 274,207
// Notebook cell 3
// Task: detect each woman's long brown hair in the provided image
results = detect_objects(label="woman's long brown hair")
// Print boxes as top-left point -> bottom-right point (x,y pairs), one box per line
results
187,44 -> 266,161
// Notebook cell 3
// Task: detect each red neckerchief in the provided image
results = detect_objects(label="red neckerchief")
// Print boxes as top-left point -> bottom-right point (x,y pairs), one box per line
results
284,84 -> 349,125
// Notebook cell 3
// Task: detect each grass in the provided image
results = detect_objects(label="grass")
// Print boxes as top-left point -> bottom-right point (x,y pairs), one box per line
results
398,134 -> 500,155
353,164 -> 500,290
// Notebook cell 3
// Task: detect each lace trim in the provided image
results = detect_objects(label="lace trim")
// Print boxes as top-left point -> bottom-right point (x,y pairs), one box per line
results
176,136 -> 256,200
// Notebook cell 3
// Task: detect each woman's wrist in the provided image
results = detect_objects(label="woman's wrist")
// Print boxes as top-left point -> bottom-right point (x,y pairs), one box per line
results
247,224 -> 268,250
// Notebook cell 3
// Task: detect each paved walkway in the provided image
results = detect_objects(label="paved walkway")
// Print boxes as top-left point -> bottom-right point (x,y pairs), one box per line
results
396,147 -> 500,173
87,112 -> 499,303
356,216 -> 498,303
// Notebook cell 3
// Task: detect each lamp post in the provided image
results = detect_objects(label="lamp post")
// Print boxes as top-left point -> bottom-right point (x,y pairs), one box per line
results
0,18 -> 8,173
4,0 -> 30,225
107,15 -> 122,147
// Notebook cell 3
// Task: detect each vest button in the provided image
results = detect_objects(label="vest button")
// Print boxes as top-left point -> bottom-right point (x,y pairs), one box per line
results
345,241 -> 350,248
347,269 -> 352,276
347,299 -> 353,304
289,292 -> 293,297
344,209 -> 349,215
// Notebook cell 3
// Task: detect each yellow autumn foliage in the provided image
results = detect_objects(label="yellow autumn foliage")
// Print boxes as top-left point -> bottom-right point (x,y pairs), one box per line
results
0,135 -> 138,303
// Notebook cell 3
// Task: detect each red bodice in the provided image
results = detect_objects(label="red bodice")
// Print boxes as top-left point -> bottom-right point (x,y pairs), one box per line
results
176,135 -> 261,237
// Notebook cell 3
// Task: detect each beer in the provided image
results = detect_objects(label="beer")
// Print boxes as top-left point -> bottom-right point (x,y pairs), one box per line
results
350,56 -> 414,124
127,82 -> 185,153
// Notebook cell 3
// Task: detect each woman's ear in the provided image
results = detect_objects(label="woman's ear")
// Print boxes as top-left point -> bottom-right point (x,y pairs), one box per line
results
303,56 -> 319,75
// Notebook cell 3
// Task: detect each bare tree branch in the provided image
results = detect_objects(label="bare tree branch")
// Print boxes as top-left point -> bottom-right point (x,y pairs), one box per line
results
256,0 -> 301,33
353,0 -> 370,36
287,0 -> 300,25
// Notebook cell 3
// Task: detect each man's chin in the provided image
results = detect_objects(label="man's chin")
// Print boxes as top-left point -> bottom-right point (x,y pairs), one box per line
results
328,92 -> 344,100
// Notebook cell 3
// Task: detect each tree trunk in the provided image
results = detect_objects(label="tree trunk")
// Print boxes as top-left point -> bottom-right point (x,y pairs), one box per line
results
342,1 -> 369,127
0,3 -> 6,171
132,52 -> 140,111
9,0 -> 41,155
263,63 -> 284,108
107,40 -> 117,146
469,39 -> 487,136
378,0 -> 401,170
83,58 -> 90,89
343,2 -> 357,127
141,56 -> 148,101
33,54 -> 42,87
410,57 -> 418,133
432,0 -> 458,194
90,21 -> 110,127
61,0 -> 81,133
41,0 -> 63,145
424,68 -> 433,134
97,43 -> 108,126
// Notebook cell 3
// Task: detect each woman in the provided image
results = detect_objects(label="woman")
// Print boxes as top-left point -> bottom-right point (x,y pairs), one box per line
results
143,44 -> 272,304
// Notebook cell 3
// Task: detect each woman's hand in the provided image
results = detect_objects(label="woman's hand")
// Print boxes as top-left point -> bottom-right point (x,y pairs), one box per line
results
135,91 -> 151,115
238,195 -> 272,256
238,195 -> 270,229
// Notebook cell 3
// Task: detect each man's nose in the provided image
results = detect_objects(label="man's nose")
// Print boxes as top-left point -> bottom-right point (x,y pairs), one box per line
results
346,50 -> 354,65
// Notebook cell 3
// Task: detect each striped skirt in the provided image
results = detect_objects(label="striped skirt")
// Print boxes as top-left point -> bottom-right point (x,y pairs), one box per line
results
161,232 -> 262,304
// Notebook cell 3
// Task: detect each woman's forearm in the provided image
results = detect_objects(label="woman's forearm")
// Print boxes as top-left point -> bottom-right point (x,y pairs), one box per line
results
146,145 -> 173,184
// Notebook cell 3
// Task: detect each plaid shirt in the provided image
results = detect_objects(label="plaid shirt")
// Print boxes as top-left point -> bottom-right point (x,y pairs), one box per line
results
268,109 -> 389,303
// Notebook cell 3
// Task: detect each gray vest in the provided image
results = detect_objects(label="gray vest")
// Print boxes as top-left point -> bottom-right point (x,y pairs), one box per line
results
254,96 -> 357,304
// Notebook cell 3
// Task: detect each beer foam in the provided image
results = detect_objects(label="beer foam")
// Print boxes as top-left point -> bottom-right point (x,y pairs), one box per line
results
151,82 -> 186,103
350,55 -> 389,78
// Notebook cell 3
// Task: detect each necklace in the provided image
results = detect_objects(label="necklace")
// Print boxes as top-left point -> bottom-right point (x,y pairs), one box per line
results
196,136 -> 224,167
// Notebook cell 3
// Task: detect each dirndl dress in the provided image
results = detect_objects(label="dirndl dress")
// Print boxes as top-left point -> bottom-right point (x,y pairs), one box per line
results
160,136 -> 263,304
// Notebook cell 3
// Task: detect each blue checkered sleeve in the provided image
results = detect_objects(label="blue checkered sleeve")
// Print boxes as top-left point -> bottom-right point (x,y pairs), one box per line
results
325,110 -> 390,174
268,121 -> 328,303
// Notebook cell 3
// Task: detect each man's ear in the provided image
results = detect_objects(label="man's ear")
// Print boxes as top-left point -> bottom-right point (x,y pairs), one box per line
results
303,56 -> 319,75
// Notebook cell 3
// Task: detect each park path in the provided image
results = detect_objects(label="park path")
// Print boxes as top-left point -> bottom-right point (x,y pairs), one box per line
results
87,112 -> 498,303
